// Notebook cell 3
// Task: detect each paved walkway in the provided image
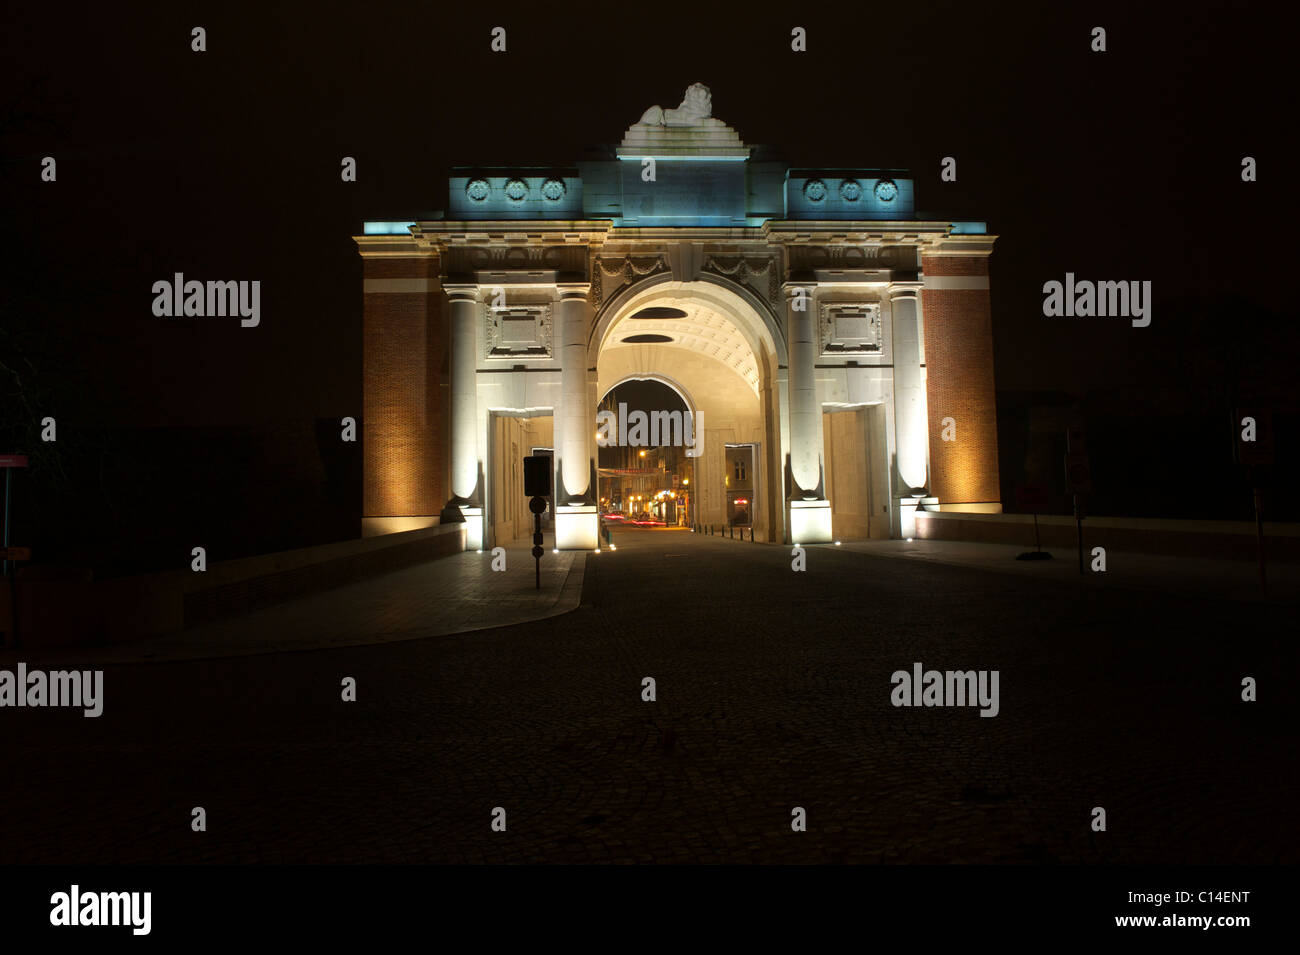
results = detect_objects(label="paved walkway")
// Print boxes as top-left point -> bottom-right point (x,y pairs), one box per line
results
11,527 -> 1290,670
687,526 -> 1299,603
834,538 -> 1299,604
9,540 -> 585,666
2,523 -> 1293,865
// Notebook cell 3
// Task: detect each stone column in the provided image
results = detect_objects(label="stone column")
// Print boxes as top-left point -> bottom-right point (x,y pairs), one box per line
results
554,283 -> 599,549
890,286 -> 927,492
784,283 -> 831,543
890,285 -> 929,538
443,284 -> 483,548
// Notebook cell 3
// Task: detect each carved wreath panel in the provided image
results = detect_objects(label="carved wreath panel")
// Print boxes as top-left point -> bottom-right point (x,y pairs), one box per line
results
819,303 -> 883,355
701,255 -> 782,306
590,254 -> 669,309
486,305 -> 552,358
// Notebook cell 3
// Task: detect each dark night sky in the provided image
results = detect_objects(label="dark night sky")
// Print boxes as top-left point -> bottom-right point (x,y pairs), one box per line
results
1,1 -> 1290,431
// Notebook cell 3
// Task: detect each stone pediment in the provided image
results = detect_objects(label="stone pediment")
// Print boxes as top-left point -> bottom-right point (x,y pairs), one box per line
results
616,83 -> 749,159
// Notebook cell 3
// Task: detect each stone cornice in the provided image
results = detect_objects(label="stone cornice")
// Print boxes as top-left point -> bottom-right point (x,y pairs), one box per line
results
356,222 -> 998,262
411,220 -> 613,251
352,235 -> 429,258
919,234 -> 999,256
763,221 -> 957,245
606,226 -> 766,242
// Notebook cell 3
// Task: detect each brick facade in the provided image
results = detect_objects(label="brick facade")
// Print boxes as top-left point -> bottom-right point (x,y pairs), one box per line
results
919,256 -> 989,277
922,255 -> 1000,505
361,255 -> 446,518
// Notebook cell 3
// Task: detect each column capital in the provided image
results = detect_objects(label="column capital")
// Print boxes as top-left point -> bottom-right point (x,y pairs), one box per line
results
444,284 -> 482,303
781,283 -> 818,313
556,282 -> 591,301
887,283 -> 923,301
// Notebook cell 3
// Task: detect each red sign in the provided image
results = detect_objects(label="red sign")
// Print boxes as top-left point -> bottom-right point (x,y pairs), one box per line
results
0,455 -> 28,468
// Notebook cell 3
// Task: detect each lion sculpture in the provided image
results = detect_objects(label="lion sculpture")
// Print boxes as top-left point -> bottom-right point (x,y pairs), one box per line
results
637,83 -> 724,128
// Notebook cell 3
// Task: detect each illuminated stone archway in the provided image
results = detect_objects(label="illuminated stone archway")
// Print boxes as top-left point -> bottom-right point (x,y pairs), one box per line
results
355,84 -> 1004,550
593,278 -> 787,542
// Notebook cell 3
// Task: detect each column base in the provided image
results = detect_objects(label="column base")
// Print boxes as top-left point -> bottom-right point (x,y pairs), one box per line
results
555,504 -> 599,551
361,516 -> 440,538
458,506 -> 484,551
897,497 -> 938,539
788,499 -> 832,544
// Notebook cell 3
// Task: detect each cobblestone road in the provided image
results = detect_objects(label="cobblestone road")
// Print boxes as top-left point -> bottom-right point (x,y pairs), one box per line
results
1,527 -> 1294,864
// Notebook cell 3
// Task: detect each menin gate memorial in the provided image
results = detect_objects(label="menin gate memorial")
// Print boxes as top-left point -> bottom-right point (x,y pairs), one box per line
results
354,84 -> 1000,550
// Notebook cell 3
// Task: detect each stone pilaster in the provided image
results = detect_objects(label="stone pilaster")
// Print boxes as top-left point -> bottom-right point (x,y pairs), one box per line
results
889,285 -> 928,494
443,284 -> 483,548
555,283 -> 599,549
783,283 -> 831,543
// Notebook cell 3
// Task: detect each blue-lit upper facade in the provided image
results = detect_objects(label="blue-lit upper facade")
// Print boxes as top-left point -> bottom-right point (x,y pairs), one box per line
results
363,87 -> 984,235
440,162 -> 918,227
364,161 -> 984,234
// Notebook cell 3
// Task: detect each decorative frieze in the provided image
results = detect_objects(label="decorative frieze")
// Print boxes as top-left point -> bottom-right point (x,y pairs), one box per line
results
788,244 -> 887,272
591,254 -> 669,309
701,254 -> 781,306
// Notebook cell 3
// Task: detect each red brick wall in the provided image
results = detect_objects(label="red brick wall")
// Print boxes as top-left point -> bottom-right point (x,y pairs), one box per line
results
920,256 -> 989,277
361,256 -> 446,517
922,255 -> 1000,505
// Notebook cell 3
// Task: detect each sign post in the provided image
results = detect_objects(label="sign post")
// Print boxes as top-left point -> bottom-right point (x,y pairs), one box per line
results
523,455 -> 552,591
0,454 -> 28,648
1065,426 -> 1091,576
1234,408 -> 1274,595
1014,484 -> 1051,560
1,454 -> 28,579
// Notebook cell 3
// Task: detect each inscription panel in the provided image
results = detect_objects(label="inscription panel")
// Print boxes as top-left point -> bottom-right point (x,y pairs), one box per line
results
820,303 -> 882,355
486,305 -> 552,358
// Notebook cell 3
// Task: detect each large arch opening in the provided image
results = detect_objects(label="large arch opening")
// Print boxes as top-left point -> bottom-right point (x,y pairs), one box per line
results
593,278 -> 785,542
597,378 -> 694,527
